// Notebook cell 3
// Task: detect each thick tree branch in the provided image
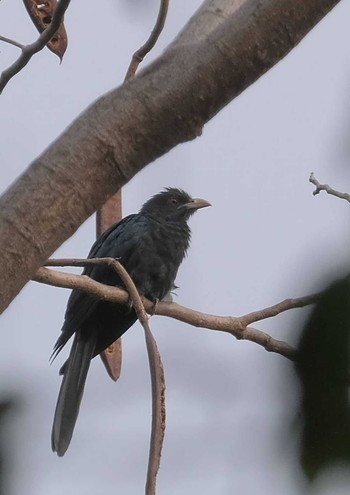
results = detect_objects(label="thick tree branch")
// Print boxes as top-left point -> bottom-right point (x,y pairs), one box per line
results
0,0 -> 340,313
33,260 -> 320,360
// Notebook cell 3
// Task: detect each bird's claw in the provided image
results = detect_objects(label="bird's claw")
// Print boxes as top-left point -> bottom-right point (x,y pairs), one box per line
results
149,298 -> 159,316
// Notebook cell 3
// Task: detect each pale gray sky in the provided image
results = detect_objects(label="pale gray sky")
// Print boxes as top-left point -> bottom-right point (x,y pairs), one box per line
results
1,1 -> 350,494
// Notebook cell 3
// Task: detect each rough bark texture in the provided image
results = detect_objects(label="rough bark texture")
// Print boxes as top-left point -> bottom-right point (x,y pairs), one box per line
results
0,0 -> 341,312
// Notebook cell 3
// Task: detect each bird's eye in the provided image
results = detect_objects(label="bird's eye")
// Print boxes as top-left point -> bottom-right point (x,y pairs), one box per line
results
170,198 -> 178,206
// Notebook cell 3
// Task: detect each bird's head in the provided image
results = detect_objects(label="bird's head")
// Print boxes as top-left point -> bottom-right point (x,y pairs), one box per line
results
140,188 -> 211,222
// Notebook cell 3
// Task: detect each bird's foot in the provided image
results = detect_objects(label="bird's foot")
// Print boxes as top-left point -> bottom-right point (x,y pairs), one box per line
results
149,298 -> 159,316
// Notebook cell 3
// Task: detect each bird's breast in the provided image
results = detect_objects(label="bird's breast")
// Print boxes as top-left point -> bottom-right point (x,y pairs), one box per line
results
122,220 -> 190,302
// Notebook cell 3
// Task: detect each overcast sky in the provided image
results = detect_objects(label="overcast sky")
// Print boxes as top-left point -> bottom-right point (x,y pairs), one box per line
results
1,1 -> 350,494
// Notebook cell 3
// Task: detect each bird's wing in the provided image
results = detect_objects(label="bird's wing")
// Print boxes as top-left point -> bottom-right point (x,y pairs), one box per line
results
52,214 -> 149,357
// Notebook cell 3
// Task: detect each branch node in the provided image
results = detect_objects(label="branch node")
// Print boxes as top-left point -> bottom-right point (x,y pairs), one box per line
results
309,172 -> 350,203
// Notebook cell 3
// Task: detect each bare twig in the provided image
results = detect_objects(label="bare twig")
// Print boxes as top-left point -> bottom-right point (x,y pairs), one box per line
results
240,294 -> 319,326
42,258 -> 165,494
0,0 -> 71,93
124,0 -> 169,80
309,173 -> 350,204
33,259 -> 320,360
155,303 -> 299,360
0,35 -> 24,50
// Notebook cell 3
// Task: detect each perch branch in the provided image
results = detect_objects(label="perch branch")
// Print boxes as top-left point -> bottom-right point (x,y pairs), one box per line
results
33,259 -> 321,360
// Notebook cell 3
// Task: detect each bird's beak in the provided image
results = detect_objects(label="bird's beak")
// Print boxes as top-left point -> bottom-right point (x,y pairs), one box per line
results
183,198 -> 211,211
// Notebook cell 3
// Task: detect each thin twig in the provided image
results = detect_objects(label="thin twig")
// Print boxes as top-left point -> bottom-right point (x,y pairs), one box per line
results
33,259 -> 320,360
309,172 -> 350,203
240,294 -> 319,326
0,35 -> 24,50
0,0 -> 71,94
96,260 -> 166,495
124,0 -> 169,80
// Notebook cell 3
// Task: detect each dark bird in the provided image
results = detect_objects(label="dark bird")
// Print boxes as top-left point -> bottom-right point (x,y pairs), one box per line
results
51,188 -> 210,456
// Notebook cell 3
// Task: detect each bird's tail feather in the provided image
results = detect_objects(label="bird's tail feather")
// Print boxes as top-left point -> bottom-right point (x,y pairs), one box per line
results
51,335 -> 95,456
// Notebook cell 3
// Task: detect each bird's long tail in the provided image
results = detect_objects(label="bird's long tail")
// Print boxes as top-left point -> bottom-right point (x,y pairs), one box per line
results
51,335 -> 95,456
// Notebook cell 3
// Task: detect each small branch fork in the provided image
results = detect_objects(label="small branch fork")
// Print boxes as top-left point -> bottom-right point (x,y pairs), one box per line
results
0,0 -> 71,94
124,0 -> 169,80
34,258 -> 320,361
309,173 -> 350,204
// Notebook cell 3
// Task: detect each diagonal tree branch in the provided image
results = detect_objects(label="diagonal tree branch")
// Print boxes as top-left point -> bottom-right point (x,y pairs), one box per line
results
0,0 -> 340,313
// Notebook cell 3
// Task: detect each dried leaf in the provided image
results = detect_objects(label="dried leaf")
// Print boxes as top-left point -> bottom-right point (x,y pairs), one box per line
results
100,340 -> 123,382
97,191 -> 124,382
23,0 -> 68,60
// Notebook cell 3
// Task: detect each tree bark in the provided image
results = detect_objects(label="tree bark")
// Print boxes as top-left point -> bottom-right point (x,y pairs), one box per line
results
0,0 -> 341,312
